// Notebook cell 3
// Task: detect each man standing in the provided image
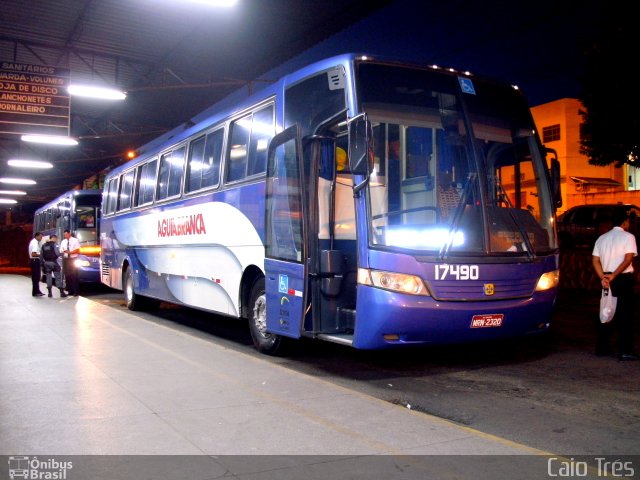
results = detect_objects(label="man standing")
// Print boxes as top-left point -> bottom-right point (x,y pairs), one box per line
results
60,229 -> 80,296
41,234 -> 67,298
592,210 -> 638,360
28,232 -> 44,296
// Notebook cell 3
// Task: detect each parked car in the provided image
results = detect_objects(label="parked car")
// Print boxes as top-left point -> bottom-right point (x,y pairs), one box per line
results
557,203 -> 640,249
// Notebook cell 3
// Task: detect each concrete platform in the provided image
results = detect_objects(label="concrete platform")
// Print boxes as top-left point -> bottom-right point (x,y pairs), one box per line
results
0,274 -> 576,478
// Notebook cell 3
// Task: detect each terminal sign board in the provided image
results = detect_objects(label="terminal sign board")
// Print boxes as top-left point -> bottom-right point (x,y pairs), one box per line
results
0,61 -> 70,136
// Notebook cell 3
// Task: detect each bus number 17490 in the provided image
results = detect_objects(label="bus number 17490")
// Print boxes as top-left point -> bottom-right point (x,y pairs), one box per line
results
434,264 -> 479,281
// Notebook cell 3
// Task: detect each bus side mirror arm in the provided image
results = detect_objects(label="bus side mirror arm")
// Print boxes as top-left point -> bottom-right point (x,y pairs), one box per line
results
347,114 -> 373,176
352,177 -> 368,197
545,146 -> 562,209
347,114 -> 373,197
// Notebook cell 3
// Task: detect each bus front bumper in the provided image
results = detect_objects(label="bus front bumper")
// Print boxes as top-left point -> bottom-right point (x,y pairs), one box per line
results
352,285 -> 555,349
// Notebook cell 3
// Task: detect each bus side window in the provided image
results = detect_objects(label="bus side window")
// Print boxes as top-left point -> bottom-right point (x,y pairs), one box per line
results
157,153 -> 171,199
117,170 -> 135,211
135,159 -> 157,206
187,129 -> 223,192
247,104 -> 274,177
201,129 -> 223,188
105,178 -> 119,214
227,114 -> 251,182
157,146 -> 185,200
187,135 -> 206,192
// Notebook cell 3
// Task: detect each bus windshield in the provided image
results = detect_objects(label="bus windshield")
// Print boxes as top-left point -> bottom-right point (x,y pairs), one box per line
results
74,198 -> 100,246
357,62 -> 556,256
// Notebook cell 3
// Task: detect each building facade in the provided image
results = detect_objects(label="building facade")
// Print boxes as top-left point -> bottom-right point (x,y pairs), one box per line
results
531,98 -> 640,213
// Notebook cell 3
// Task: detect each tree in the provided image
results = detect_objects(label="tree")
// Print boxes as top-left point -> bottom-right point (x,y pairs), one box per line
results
579,16 -> 640,167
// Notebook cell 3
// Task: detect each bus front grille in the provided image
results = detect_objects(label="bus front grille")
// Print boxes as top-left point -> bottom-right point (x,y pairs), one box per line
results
429,278 -> 536,301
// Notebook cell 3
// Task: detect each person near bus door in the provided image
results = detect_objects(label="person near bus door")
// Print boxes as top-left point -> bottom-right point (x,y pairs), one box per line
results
592,209 -> 639,361
61,229 -> 80,296
41,234 -> 67,298
28,232 -> 44,296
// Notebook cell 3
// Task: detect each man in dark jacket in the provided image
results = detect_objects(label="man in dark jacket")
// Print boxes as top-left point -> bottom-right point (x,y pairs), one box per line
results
41,234 -> 67,298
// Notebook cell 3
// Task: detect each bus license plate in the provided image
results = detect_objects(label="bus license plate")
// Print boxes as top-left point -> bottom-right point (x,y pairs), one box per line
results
470,314 -> 503,328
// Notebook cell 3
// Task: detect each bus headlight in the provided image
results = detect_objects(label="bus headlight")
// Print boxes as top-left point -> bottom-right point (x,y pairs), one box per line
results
535,270 -> 560,291
79,245 -> 101,256
358,268 -> 430,296
74,259 -> 91,268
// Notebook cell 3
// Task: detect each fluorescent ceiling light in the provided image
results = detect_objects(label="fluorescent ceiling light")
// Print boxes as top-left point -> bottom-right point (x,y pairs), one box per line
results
0,190 -> 27,195
8,159 -> 53,169
0,198 -> 18,204
0,177 -> 37,185
188,0 -> 237,5
68,84 -> 126,100
21,134 -> 78,146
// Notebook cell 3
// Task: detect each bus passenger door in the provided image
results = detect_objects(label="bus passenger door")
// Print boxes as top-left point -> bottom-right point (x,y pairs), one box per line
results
264,126 -> 307,338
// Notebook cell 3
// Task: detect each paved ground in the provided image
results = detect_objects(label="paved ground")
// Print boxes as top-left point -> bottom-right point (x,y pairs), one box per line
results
4,273 -> 594,480
3,267 -> 639,459
68,275 -> 640,456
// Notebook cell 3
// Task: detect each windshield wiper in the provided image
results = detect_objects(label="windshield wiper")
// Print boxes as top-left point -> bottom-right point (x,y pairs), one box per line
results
439,173 -> 476,261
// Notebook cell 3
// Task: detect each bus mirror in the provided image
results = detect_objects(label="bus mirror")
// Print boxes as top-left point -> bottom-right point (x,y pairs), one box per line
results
347,115 -> 372,176
546,147 -> 562,209
551,158 -> 562,208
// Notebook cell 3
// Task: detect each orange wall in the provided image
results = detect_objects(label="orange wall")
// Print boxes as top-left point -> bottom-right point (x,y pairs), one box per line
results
530,98 -> 633,212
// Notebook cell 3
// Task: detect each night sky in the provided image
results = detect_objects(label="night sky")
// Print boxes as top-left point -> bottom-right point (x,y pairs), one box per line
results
260,0 -> 616,107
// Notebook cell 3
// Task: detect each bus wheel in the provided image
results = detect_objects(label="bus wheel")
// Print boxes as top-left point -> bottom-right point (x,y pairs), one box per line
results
124,267 -> 141,311
124,267 -> 138,310
248,277 -> 283,355
124,267 -> 159,311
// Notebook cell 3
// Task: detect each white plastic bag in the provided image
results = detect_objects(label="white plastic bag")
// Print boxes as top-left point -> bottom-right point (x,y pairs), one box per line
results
599,288 -> 617,323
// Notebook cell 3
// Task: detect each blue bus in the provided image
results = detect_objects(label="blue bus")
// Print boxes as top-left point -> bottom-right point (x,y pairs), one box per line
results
33,189 -> 102,284
100,54 -> 561,354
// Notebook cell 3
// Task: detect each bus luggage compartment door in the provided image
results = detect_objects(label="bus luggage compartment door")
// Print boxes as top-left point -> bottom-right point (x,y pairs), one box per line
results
265,259 -> 305,338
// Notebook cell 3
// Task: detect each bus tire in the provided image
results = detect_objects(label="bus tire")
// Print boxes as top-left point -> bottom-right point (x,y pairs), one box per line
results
124,267 -> 141,311
248,277 -> 283,355
124,267 -> 160,311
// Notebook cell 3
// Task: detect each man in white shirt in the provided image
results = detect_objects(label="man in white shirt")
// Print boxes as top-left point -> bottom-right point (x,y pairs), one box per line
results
28,232 -> 44,296
592,210 -> 638,360
61,229 -> 81,296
